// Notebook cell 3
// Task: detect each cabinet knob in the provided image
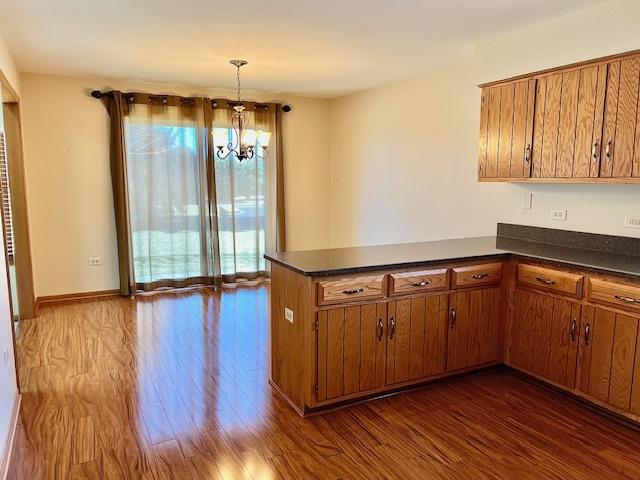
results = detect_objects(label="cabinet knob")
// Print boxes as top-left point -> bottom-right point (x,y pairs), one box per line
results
377,318 -> 384,341
389,317 -> 396,340
524,144 -> 531,164
450,308 -> 457,328
570,319 -> 577,342
605,138 -> 613,162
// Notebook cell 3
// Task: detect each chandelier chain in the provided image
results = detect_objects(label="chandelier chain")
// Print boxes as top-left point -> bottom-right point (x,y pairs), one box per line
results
236,65 -> 241,103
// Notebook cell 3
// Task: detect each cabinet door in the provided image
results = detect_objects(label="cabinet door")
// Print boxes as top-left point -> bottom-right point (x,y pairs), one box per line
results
577,306 -> 639,411
478,80 -> 535,179
532,70 -> 581,178
572,64 -> 607,178
386,295 -> 447,385
600,57 -> 640,178
511,289 -> 580,388
447,288 -> 500,371
510,289 -> 580,388
317,303 -> 386,402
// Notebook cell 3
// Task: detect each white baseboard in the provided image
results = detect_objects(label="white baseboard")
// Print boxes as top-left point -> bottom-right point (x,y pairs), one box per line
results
0,393 -> 21,480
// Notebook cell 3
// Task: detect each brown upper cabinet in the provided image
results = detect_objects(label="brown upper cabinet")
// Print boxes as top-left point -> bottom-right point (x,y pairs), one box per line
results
479,79 -> 536,179
600,57 -> 640,178
478,49 -> 640,183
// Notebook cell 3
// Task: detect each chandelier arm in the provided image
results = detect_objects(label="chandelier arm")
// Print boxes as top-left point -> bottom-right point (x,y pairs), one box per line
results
216,148 -> 233,160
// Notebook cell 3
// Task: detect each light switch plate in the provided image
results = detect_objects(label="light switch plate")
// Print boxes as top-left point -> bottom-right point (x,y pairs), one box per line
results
521,193 -> 532,210
550,209 -> 567,221
284,307 -> 294,324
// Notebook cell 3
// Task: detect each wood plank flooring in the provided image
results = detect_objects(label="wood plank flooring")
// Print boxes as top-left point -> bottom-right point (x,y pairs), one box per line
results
7,285 -> 640,479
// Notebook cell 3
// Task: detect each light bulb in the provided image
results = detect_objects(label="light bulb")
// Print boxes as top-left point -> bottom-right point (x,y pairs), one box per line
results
243,129 -> 258,146
258,131 -> 272,147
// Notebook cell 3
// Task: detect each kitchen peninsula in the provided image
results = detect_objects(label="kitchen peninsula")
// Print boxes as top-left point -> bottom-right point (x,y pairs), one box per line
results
266,223 -> 640,425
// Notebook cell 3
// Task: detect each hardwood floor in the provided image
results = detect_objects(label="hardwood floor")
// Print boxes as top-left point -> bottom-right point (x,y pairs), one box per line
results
7,284 -> 640,479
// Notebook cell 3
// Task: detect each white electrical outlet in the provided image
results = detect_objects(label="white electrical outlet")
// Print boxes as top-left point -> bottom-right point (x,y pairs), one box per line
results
284,307 -> 294,324
521,193 -> 532,210
550,209 -> 567,221
88,257 -> 102,266
3,346 -> 8,366
624,217 -> 640,229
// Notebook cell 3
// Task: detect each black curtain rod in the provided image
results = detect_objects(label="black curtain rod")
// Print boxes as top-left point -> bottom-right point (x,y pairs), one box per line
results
90,90 -> 292,112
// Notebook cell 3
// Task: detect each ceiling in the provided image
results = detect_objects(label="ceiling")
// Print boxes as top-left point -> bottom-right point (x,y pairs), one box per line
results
0,0 -> 604,98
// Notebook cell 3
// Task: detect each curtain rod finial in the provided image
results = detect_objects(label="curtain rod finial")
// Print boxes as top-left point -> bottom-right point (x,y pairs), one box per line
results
91,90 -> 103,99
282,105 -> 291,112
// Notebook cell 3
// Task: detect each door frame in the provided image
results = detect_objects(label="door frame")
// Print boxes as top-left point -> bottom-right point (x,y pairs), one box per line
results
0,69 -> 36,322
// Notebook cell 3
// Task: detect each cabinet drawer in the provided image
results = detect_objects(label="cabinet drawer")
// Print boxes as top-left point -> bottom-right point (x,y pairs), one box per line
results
388,269 -> 448,296
452,263 -> 502,289
517,264 -> 583,297
317,275 -> 385,306
587,278 -> 640,312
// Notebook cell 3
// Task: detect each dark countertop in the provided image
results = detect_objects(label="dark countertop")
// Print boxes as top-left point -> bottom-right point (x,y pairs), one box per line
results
265,234 -> 640,280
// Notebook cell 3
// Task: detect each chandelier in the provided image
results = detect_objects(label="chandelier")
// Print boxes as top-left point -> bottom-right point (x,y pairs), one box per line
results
214,60 -> 270,161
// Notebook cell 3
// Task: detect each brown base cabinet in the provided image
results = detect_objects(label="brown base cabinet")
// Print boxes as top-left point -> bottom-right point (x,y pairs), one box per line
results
316,285 -> 502,404
510,289 -> 580,388
448,288 -> 501,371
271,258 -> 640,426
576,306 -> 640,412
510,285 -> 640,420
386,295 -> 447,385
316,302 -> 387,402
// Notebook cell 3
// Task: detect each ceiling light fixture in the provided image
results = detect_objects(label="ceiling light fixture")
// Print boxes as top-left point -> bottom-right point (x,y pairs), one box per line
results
214,59 -> 267,162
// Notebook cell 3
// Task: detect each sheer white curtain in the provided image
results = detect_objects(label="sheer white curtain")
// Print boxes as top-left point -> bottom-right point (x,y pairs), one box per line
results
123,95 -> 218,290
104,92 -> 284,293
208,101 -> 278,283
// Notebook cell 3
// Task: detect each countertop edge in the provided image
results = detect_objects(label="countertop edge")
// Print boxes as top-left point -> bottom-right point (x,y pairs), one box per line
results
265,250 -> 640,281
266,253 -> 509,277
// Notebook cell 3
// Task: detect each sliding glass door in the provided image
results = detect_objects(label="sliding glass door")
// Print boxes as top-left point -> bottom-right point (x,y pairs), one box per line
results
111,93 -> 281,292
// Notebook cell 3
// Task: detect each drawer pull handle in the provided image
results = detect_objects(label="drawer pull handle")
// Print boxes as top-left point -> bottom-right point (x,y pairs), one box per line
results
450,308 -> 457,328
377,318 -> 384,341
535,276 -> 556,286
472,273 -> 489,280
570,318 -> 577,342
592,139 -> 600,162
411,279 -> 432,287
342,288 -> 364,295
585,323 -> 591,346
615,295 -> 640,305
389,317 -> 396,340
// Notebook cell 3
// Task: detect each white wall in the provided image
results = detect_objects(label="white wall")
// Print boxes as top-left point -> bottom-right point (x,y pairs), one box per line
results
20,73 -> 331,297
328,0 -> 640,248
0,30 -> 19,478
